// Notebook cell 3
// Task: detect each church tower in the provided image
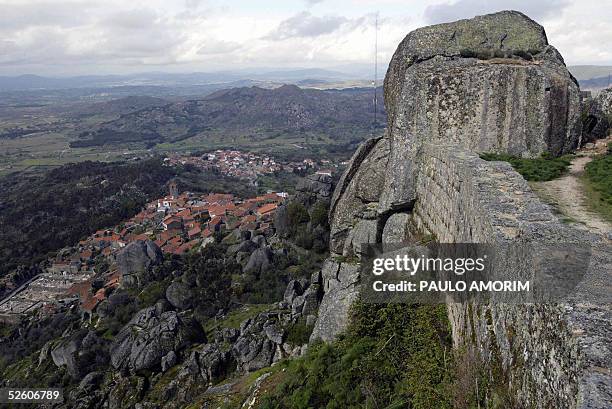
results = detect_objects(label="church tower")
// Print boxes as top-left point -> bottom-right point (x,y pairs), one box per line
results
169,180 -> 178,198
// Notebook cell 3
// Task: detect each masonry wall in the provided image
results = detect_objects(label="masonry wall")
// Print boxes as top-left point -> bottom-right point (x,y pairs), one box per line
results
407,143 -> 611,408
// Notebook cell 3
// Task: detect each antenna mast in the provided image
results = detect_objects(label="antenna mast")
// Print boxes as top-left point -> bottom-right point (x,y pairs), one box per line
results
374,12 -> 379,128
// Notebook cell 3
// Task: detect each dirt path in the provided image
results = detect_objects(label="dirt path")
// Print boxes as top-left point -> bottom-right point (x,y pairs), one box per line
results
531,137 -> 612,237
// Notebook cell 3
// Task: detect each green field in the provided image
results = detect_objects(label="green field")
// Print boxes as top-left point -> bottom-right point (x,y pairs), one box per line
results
0,131 -> 138,176
0,126 -> 367,177
583,150 -> 612,223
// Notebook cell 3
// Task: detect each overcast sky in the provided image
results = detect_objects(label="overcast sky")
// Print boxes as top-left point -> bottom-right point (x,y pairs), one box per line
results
0,0 -> 610,76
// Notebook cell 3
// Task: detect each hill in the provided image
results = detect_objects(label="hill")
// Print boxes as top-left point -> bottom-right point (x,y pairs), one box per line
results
568,65 -> 612,81
71,85 -> 385,148
568,65 -> 612,91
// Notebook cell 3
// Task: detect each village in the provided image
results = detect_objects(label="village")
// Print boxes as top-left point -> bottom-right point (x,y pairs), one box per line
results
0,180 -> 287,322
164,149 -> 337,181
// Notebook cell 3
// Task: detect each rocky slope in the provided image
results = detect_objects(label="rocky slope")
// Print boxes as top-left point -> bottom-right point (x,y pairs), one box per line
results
0,171 -> 334,409
312,10 -> 611,409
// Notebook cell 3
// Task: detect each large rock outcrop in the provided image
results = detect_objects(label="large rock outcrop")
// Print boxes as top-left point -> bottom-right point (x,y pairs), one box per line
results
110,301 -> 204,373
582,88 -> 612,143
381,9 -> 580,214
294,173 -> 333,207
116,239 -> 163,287
313,10 -> 610,409
598,88 -> 612,115
329,11 -> 583,257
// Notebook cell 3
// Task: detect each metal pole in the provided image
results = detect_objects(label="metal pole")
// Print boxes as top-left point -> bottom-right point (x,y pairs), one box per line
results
374,12 -> 379,127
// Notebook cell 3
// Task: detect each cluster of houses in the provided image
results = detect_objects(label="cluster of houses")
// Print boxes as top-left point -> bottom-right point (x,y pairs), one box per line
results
164,150 -> 336,181
0,183 -> 287,321
152,188 -> 286,254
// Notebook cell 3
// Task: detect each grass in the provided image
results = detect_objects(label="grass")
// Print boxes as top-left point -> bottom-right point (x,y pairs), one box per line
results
583,151 -> 612,223
258,303 -> 455,409
204,304 -> 274,336
285,318 -> 314,346
480,152 -> 573,181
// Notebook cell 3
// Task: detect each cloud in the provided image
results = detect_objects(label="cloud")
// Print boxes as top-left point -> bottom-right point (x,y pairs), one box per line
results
101,9 -> 159,29
424,0 -> 571,24
197,40 -> 242,55
0,1 -> 96,31
264,11 -> 350,40
0,0 -> 608,75
185,0 -> 206,8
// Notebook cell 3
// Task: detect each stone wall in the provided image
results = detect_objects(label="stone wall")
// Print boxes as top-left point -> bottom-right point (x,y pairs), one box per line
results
314,142 -> 611,407
410,143 -> 611,408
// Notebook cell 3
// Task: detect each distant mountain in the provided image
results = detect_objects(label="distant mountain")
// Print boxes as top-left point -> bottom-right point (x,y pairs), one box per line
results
568,65 -> 612,90
248,68 -> 354,81
72,85 -> 385,148
0,74 -> 127,91
579,76 -> 612,91
0,69 -> 366,92
568,65 -> 612,81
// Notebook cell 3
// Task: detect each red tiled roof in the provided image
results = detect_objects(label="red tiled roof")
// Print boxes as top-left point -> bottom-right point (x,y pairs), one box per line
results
204,193 -> 234,203
209,215 -> 224,227
167,235 -> 182,245
257,203 -> 277,215
176,209 -> 192,218
188,226 -> 201,238
131,233 -> 150,242
175,241 -> 199,255
82,297 -> 99,312
208,205 -> 230,217
67,281 -> 89,297
232,208 -> 249,217
163,215 -> 181,224
162,243 -> 179,254
94,288 -> 106,301
158,231 -> 172,242
242,214 -> 257,223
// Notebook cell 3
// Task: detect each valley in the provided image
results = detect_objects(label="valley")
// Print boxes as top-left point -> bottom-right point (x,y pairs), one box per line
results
0,84 -> 385,177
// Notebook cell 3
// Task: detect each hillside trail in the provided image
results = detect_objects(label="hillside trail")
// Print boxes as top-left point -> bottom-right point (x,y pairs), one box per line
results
530,135 -> 612,238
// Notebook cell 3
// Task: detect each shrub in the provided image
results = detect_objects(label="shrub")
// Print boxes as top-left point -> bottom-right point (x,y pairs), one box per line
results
310,201 -> 329,228
259,303 -> 454,409
480,152 -> 573,181
287,202 -> 310,225
285,319 -> 314,345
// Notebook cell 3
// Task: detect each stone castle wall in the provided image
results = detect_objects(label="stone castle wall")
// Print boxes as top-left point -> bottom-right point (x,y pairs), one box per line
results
410,143 -> 611,408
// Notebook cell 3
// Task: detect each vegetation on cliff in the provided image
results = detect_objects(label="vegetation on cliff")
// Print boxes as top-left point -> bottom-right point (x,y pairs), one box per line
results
480,152 -> 573,181
258,303 -> 454,409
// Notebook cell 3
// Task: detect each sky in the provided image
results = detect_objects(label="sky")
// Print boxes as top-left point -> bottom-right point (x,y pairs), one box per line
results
0,0 -> 610,76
